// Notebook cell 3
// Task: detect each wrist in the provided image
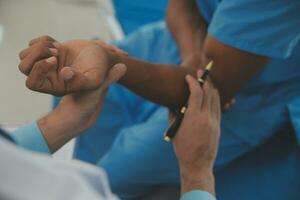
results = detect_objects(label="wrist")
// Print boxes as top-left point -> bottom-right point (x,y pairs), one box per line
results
180,165 -> 215,196
107,49 -> 122,67
38,105 -> 86,153
93,40 -> 124,68
106,49 -> 129,84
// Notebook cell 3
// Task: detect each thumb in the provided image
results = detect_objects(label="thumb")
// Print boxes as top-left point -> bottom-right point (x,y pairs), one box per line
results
102,63 -> 127,89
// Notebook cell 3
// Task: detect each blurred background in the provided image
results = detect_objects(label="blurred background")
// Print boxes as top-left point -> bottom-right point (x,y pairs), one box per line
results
0,0 -> 167,157
0,0 -> 167,127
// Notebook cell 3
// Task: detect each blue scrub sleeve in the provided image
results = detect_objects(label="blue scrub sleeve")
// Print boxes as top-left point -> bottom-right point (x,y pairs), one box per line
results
180,190 -> 216,200
208,0 -> 300,59
11,122 -> 50,154
287,97 -> 300,146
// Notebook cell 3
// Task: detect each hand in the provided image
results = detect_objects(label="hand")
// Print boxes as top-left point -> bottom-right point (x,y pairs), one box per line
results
181,58 -> 236,111
172,70 -> 221,196
38,63 -> 127,153
18,36 -> 126,96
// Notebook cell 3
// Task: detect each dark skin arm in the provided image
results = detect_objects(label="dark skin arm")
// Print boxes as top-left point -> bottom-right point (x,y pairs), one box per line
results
109,53 -> 195,109
203,36 -> 268,104
109,35 -> 268,107
166,0 -> 207,68
19,35 -> 267,110
166,0 -> 268,104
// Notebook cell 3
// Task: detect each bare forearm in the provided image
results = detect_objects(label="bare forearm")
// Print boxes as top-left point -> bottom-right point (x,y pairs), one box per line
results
38,100 -> 91,153
109,35 -> 268,108
110,52 -> 197,109
38,111 -> 76,153
203,36 -> 268,105
167,0 -> 207,63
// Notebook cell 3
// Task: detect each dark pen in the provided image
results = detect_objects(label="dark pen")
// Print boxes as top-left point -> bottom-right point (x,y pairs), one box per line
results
164,61 -> 214,142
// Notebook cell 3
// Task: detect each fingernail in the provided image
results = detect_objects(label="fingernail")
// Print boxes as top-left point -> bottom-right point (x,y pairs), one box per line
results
64,70 -> 74,80
46,56 -> 57,64
49,48 -> 58,55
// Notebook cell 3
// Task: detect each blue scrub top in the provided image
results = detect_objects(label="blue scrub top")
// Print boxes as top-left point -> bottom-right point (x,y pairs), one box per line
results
112,0 -> 168,34
195,0 -> 300,168
74,0 -> 300,199
203,0 -> 300,59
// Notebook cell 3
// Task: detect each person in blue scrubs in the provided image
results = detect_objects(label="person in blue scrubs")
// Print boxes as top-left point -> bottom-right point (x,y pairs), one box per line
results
69,0 -> 300,199
21,0 -> 300,198
112,0 -> 167,35
14,47 -> 222,199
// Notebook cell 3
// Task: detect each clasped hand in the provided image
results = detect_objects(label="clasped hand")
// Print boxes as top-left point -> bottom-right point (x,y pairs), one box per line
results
18,36 -> 127,152
18,36 -> 126,96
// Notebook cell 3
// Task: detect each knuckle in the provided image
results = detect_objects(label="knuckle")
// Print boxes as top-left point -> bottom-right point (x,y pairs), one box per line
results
42,40 -> 53,47
42,35 -> 53,42
30,36 -> 54,46
34,45 -> 49,57
33,44 -> 44,53
18,50 -> 25,59
37,42 -> 47,50
40,64 -> 50,73
29,39 -> 36,45
36,61 -> 50,73
18,63 -> 28,75
32,61 -> 42,70
25,79 -> 35,89
18,63 -> 23,71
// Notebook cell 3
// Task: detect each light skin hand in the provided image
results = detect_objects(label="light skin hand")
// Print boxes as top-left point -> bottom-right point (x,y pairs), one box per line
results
37,63 -> 127,153
172,70 -> 221,196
